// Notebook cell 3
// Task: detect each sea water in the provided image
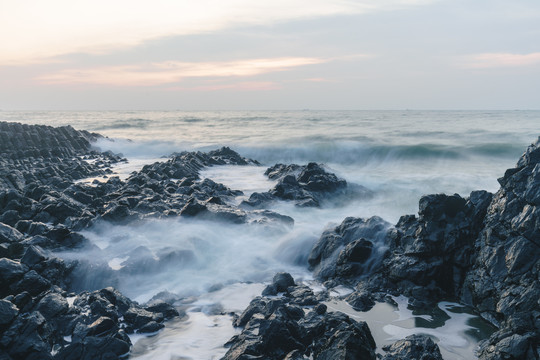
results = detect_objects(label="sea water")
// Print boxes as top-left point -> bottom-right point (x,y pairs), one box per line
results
2,110 -> 538,359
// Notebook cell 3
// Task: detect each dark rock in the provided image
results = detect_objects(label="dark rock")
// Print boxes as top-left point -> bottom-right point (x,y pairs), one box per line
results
0,299 -> 18,326
308,216 -> 391,281
179,199 -> 207,217
14,270 -> 50,296
0,259 -> 27,294
272,272 -> 295,292
144,301 -> 180,320
137,321 -> 164,333
124,307 -> 161,328
381,334 -> 443,360
87,316 -> 116,337
1,311 -> 53,360
345,291 -> 375,312
224,274 -> 377,360
0,223 -> 23,244
21,245 -> 47,267
315,304 -> 327,315
36,292 -> 68,319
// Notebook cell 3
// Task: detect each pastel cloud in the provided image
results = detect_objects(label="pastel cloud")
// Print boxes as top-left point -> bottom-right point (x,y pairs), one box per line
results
459,52 -> 540,69
36,57 -> 327,86
0,0 -> 437,65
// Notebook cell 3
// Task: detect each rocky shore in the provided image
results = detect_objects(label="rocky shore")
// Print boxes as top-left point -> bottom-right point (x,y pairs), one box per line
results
0,121 -> 538,359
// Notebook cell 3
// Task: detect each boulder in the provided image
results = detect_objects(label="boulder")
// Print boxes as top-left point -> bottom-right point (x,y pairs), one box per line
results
381,334 -> 443,360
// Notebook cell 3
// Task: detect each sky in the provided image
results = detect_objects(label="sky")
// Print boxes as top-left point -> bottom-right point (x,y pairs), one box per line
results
0,0 -> 539,110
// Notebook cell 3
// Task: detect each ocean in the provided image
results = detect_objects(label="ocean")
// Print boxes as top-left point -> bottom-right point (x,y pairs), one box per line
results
2,110 -> 539,359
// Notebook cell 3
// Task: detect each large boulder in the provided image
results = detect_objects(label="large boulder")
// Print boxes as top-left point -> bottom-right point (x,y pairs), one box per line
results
308,216 -> 391,281
381,334 -> 443,360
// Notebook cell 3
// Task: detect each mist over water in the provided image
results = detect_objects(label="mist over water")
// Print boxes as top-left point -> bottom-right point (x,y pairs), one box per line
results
6,110 -> 538,359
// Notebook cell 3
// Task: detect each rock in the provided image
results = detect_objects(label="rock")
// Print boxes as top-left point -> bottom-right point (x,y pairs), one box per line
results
308,216 -> 391,281
312,313 -> 376,360
87,316 -> 116,337
0,299 -> 18,326
0,258 -> 27,286
179,199 -> 207,217
0,223 -> 23,244
244,162 -> 370,208
1,311 -> 53,360
36,292 -> 68,319
55,330 -> 131,360
224,274 -> 377,360
381,334 -> 443,360
124,307 -> 161,329
14,270 -> 50,296
144,301 -> 180,320
20,245 -> 47,267
272,272 -> 296,292
346,291 -> 375,312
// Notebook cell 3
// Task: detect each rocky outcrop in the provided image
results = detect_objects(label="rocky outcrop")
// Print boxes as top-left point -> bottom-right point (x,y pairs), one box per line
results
223,273 -> 377,360
242,162 -> 371,208
307,137 -> 540,359
0,240 -> 180,360
0,122 -> 123,192
461,137 -> 540,359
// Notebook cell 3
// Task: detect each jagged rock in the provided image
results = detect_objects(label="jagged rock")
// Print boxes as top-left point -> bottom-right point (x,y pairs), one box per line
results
224,274 -> 377,360
308,216 -> 391,281
0,299 -> 18,326
0,258 -> 27,285
345,291 -> 375,312
36,292 -> 69,319
381,334 -> 443,360
462,137 -> 540,359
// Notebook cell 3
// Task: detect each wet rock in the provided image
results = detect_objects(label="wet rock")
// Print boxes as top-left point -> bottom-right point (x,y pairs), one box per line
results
179,199 -> 208,217
243,162 -> 370,208
124,307 -> 162,329
86,316 -> 116,337
14,270 -> 50,296
308,216 -> 391,281
0,299 -> 18,326
36,292 -> 69,319
144,301 -> 180,320
273,272 -> 296,292
20,245 -> 47,267
345,291 -> 375,312
0,258 -> 27,285
0,223 -> 23,244
55,330 -> 131,360
381,334 -> 443,360
224,274 -> 377,360
1,311 -> 53,360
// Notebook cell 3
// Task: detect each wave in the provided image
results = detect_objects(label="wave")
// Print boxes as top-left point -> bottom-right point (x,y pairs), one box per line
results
95,118 -> 152,130
467,143 -> 525,158
236,142 -> 466,166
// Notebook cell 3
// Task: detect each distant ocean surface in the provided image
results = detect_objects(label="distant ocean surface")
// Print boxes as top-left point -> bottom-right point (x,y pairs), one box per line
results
2,110 -> 539,359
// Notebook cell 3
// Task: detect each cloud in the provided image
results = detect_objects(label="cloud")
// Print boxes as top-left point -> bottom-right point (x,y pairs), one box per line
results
164,81 -> 281,92
0,0 -> 436,65
459,52 -> 540,69
36,57 -> 327,86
